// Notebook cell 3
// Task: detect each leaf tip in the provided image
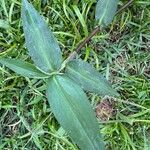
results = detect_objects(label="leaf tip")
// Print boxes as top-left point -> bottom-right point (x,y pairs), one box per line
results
22,0 -> 30,9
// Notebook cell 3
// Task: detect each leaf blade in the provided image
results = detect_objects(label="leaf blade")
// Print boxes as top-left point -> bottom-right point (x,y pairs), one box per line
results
47,75 -> 104,150
95,0 -> 119,26
65,59 -> 119,97
0,19 -> 9,29
0,58 -> 49,78
22,0 -> 62,73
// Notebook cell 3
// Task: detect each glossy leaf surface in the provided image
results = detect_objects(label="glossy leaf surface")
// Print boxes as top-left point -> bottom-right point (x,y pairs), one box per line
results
95,0 -> 119,26
47,75 -> 104,150
22,0 -> 62,73
0,58 -> 49,78
66,59 -> 118,96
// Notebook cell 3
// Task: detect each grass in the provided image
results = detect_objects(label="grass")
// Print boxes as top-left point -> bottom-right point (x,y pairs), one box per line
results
0,0 -> 150,149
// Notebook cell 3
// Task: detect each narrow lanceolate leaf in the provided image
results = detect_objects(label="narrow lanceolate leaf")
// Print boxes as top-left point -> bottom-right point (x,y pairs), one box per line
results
95,0 -> 119,26
22,0 -> 62,73
47,75 -> 104,150
66,59 -> 119,97
0,58 -> 49,78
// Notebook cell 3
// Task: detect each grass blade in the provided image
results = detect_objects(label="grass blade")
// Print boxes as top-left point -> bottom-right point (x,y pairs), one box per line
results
0,19 -> 9,29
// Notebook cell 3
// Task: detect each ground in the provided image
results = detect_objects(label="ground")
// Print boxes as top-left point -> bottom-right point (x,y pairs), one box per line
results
0,0 -> 150,150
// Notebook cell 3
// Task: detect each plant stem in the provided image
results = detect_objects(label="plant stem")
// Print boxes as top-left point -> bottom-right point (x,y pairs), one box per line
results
65,26 -> 100,61
66,0 -> 134,62
116,0 -> 134,15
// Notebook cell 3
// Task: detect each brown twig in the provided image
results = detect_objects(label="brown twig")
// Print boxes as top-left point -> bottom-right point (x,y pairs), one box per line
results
66,26 -> 100,61
66,0 -> 134,62
116,0 -> 134,15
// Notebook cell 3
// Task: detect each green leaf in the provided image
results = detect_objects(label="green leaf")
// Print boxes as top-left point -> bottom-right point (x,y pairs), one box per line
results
95,0 -> 119,26
22,0 -> 62,73
0,58 -> 49,78
65,59 -> 119,97
0,19 -> 9,29
47,75 -> 104,150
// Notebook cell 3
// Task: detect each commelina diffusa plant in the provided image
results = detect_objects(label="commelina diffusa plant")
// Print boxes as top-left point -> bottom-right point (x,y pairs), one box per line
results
0,0 -> 133,149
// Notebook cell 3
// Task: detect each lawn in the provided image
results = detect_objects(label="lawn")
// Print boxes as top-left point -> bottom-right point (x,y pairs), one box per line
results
0,0 -> 150,150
